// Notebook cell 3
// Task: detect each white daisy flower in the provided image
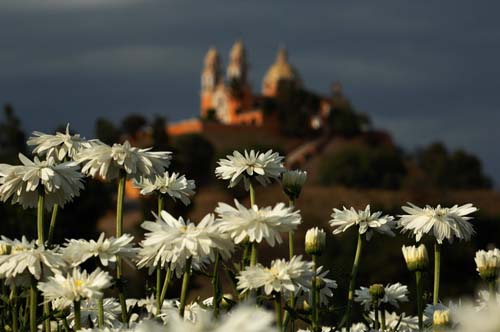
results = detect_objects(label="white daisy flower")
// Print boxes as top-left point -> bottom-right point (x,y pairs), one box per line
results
134,172 -> 196,206
329,205 -> 395,240
166,303 -> 276,332
368,310 -> 419,332
237,255 -> 314,295
399,203 -> 477,243
131,295 -> 175,322
65,297 -> 121,328
27,124 -> 92,162
216,200 -> 301,246
347,323 -> 368,332
354,282 -> 409,310
38,268 -> 112,302
477,290 -> 500,310
281,169 -> 307,200
169,301 -> 205,323
0,238 -> 65,280
0,153 -> 84,210
214,304 -> 277,332
215,149 -> 285,190
75,140 -> 171,181
297,327 -> 333,332
474,248 -> 500,280
80,319 -> 165,332
137,211 -> 234,277
454,300 -> 500,332
62,232 -> 138,267
423,302 -> 458,325
305,266 -> 338,305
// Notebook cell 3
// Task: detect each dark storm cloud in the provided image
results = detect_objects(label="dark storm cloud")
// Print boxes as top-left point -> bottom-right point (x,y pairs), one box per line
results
1,0 -> 499,181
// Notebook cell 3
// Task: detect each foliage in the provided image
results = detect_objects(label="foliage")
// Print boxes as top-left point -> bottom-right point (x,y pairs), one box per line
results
171,134 -> 215,185
121,114 -> 147,139
319,144 -> 407,189
417,142 -> 492,189
275,82 -> 320,137
0,104 -> 26,163
95,117 -> 120,145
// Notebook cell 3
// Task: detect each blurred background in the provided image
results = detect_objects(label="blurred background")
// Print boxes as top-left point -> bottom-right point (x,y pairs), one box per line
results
1,0 -> 499,321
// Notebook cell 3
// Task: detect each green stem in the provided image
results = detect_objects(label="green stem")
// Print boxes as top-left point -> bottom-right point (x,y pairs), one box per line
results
179,258 -> 192,317
73,300 -> 81,330
380,303 -> 386,331
249,182 -> 255,207
374,300 -> 380,330
489,280 -> 497,300
311,255 -> 319,332
416,271 -> 423,331
274,292 -> 283,332
97,297 -> 104,328
283,224 -> 297,332
241,242 -> 250,269
433,243 -> 441,305
24,292 -> 30,329
155,194 -> 165,312
116,171 -> 126,238
116,171 -> 128,325
47,203 -> 59,246
43,301 -> 51,332
10,286 -> 18,332
288,198 -> 295,259
250,242 -> 258,266
212,253 -> 221,318
158,266 -> 172,314
156,267 -> 162,307
37,187 -> 45,246
344,232 -> 364,327
30,278 -> 37,332
157,194 -> 165,216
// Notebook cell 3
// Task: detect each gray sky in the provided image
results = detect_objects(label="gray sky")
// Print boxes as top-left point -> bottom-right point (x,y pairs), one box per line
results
1,1 -> 499,182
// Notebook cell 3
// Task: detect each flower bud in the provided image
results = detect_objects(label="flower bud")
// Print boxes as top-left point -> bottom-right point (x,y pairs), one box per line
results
433,309 -> 451,327
368,283 -> 385,300
0,243 -> 10,255
305,227 -> 326,256
402,244 -> 429,272
220,293 -> 233,310
475,248 -> 500,281
282,170 -> 307,200
302,299 -> 311,311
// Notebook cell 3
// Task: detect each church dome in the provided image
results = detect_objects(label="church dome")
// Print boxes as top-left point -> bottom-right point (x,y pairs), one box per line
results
262,48 -> 301,90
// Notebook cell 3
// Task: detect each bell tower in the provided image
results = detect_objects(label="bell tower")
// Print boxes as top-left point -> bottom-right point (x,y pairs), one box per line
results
200,47 -> 222,118
226,40 -> 248,86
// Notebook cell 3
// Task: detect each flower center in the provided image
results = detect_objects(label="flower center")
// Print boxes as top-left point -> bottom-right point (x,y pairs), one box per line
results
73,279 -> 84,288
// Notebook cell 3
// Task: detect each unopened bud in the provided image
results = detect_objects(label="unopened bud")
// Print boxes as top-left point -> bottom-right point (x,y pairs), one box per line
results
220,294 -> 233,310
305,227 -> 326,256
368,284 -> 385,300
0,243 -> 10,255
402,244 -> 429,272
433,309 -> 451,327
475,249 -> 500,281
282,170 -> 307,200
302,299 -> 311,311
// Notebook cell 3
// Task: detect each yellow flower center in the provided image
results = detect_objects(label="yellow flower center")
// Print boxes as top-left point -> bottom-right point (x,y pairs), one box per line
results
73,279 -> 84,288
